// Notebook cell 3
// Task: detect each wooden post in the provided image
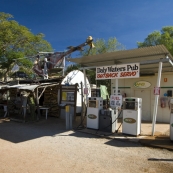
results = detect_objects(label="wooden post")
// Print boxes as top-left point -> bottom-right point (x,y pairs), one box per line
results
36,88 -> 40,120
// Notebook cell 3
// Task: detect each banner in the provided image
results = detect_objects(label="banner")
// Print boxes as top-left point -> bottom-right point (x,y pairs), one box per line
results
96,63 -> 140,79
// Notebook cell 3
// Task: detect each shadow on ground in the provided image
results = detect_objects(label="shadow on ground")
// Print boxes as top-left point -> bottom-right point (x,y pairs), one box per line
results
0,114 -> 172,151
139,136 -> 173,151
104,138 -> 142,148
0,115 -> 98,143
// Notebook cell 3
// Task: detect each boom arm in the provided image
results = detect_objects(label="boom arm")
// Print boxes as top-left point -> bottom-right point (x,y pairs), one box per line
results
32,36 -> 94,79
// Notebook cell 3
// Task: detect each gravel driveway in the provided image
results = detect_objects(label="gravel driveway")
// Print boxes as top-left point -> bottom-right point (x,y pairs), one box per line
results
0,117 -> 173,173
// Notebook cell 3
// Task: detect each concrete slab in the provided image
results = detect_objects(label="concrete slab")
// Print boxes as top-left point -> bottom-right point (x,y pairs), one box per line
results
139,136 -> 173,151
76,119 -> 173,151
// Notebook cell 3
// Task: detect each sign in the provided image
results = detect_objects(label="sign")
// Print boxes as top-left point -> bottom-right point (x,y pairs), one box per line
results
62,92 -> 67,100
110,95 -> 122,108
134,81 -> 151,88
84,88 -> 88,94
164,78 -> 167,82
124,118 -> 136,124
154,87 -> 160,95
88,114 -> 97,119
96,63 -> 140,80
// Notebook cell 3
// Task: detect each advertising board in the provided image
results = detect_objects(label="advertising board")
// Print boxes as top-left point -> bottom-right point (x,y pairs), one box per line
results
96,63 -> 140,80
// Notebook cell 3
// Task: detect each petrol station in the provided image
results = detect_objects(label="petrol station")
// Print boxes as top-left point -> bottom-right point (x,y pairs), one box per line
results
69,44 -> 173,138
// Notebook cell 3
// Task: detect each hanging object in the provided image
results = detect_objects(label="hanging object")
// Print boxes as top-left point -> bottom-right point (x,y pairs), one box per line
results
11,64 -> 19,72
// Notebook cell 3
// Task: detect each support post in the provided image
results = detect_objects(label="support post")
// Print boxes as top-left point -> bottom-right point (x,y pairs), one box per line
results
83,69 -> 87,101
83,69 -> 87,118
80,82 -> 84,126
62,57 -> 65,76
115,78 -> 118,95
151,62 -> 162,136
115,78 -> 119,116
36,88 -> 40,121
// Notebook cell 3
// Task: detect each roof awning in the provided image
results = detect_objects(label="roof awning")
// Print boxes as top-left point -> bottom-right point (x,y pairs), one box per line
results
5,84 -> 39,91
68,45 -> 173,75
1,83 -> 58,91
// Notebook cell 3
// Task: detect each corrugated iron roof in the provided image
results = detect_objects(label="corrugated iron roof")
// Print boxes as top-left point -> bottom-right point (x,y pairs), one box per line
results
68,45 -> 173,74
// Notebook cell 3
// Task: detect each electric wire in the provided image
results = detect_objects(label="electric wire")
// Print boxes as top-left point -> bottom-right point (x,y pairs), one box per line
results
73,105 -> 87,130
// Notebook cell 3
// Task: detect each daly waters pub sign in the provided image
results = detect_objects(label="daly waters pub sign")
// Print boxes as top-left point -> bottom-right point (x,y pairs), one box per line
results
96,63 -> 140,79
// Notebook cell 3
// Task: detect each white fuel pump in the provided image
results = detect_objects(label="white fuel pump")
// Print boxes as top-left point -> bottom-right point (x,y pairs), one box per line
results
122,97 -> 142,136
86,97 -> 103,129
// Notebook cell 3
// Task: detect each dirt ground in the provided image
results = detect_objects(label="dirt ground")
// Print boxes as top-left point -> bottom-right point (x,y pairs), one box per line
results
0,116 -> 173,173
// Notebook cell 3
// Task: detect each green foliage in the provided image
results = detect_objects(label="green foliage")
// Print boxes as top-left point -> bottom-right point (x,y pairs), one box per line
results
0,12 -> 53,81
65,64 -> 81,75
137,26 -> 173,55
80,37 -> 125,56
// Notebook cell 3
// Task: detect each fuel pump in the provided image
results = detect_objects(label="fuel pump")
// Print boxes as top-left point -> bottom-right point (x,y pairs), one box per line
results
98,95 -> 121,133
86,97 -> 103,129
122,97 -> 142,136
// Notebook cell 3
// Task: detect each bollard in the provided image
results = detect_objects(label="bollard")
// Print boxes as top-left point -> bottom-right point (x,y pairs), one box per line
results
69,113 -> 72,129
65,105 -> 70,130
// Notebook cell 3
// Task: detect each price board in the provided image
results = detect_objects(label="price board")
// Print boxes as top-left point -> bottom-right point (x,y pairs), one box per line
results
110,95 -> 122,108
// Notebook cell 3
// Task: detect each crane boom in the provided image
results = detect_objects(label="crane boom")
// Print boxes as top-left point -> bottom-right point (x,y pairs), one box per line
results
32,36 -> 94,79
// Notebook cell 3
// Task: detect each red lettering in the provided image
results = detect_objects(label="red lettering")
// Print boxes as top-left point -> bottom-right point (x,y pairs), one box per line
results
120,71 -> 137,77
115,97 -> 120,100
114,73 -> 118,77
106,73 -> 110,78
97,72 -> 118,78
97,74 -> 104,78
132,71 -> 136,76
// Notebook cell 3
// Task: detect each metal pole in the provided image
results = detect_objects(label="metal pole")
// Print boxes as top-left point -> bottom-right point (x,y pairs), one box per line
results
43,60 -> 48,79
151,62 -> 162,136
83,69 -> 87,125
80,82 -> 84,126
115,78 -> 118,95
36,88 -> 40,121
83,68 -> 87,104
115,78 -> 119,115
83,69 -> 87,98
63,57 -> 65,76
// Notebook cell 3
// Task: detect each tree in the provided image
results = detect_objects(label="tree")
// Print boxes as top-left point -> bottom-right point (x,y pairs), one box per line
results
80,37 -> 125,56
0,12 -> 53,81
137,26 -> 173,55
65,63 -> 81,75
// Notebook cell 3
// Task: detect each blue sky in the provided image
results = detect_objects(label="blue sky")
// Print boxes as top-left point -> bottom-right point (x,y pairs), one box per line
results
1,0 -> 173,58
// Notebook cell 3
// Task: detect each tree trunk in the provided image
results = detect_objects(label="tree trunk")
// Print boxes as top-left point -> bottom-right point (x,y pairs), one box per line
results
4,68 -> 9,82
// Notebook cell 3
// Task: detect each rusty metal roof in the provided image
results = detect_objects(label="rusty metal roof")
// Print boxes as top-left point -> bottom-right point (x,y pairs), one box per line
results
68,45 -> 173,75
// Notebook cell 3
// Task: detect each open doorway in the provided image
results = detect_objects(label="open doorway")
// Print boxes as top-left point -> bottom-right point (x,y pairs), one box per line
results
134,90 -> 151,121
